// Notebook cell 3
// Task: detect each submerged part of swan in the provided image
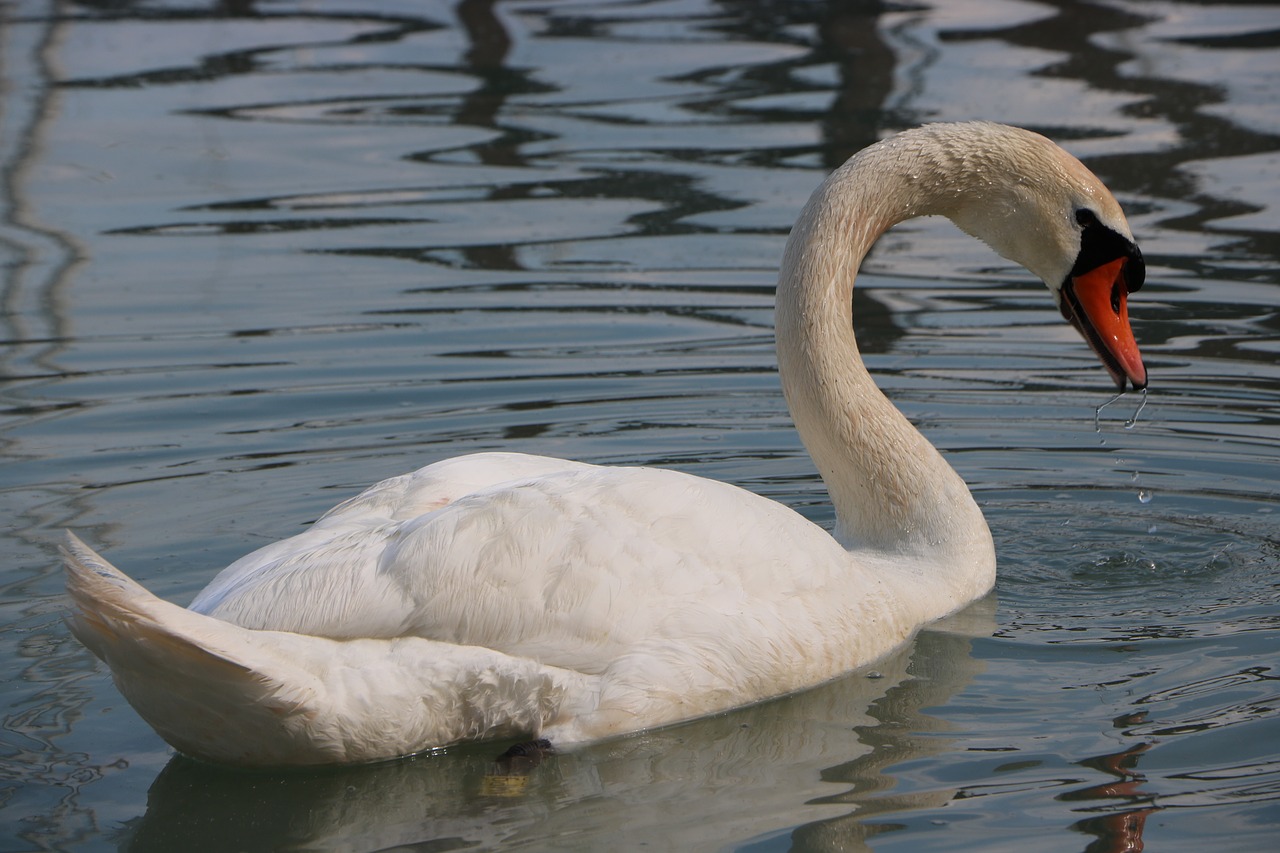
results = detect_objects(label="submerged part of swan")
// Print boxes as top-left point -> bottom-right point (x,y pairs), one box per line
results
65,121 -> 1146,767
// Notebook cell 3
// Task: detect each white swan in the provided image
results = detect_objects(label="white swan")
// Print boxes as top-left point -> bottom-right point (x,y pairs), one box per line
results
64,122 -> 1147,767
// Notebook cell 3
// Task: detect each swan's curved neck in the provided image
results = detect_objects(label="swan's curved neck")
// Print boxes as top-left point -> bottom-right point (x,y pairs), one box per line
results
775,134 -> 990,566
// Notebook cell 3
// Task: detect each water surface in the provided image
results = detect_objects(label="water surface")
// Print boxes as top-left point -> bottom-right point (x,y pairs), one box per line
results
2,1 -> 1279,850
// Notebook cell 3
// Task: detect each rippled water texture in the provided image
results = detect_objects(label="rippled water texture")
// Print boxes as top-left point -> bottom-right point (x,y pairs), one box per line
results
3,1 -> 1279,850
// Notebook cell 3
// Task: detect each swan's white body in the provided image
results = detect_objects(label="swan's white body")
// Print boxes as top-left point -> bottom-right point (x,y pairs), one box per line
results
65,122 -> 1147,767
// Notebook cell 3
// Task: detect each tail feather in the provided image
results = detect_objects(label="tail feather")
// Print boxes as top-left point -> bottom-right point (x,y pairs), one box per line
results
63,532 -> 345,764
63,533 -> 251,678
63,533 -> 587,766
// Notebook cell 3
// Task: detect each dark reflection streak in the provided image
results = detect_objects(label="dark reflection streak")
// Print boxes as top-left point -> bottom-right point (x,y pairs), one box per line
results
1061,734 -> 1158,853
706,0 -> 899,166
815,0 -> 904,168
0,3 -> 88,554
215,0 -> 257,17
711,0 -> 903,355
0,4 -> 81,378
450,0 -> 525,273
814,0 -> 906,358
456,0 -> 510,71
1172,28 -> 1280,50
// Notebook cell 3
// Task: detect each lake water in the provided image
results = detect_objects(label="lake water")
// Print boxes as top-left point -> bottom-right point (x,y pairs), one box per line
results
2,0 -> 1279,850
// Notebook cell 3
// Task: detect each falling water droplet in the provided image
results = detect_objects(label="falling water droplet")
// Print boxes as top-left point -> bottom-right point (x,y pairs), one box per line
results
1137,489 -> 1153,504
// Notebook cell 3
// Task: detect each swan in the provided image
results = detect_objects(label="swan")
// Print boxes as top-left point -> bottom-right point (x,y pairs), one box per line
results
64,122 -> 1147,767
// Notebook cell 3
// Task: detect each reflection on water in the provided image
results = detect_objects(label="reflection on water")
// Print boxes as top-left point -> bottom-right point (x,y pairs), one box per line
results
2,0 -> 1279,850
113,611 -> 988,853
1062,735 -> 1157,853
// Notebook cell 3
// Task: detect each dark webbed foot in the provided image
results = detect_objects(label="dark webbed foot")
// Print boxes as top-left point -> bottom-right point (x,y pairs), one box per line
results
482,738 -> 555,796
496,737 -> 553,767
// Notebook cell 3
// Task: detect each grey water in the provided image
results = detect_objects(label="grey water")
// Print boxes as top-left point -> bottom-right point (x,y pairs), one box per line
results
2,0 -> 1279,850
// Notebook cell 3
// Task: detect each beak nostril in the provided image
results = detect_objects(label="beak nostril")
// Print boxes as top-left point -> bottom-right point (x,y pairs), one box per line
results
1111,281 -> 1121,315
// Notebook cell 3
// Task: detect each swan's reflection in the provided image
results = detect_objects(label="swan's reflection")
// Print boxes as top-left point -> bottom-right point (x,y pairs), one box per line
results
117,598 -> 993,853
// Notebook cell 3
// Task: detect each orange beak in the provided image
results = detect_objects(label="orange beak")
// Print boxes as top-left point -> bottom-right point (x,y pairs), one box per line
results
1061,257 -> 1147,390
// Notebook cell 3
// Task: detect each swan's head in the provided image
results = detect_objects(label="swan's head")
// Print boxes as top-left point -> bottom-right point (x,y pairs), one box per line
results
941,124 -> 1148,391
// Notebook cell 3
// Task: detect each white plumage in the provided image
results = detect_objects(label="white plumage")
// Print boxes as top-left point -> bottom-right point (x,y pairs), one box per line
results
65,122 -> 1147,766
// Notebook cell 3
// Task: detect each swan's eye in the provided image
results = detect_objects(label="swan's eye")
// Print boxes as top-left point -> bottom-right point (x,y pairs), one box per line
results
1075,209 -> 1099,227
1071,210 -> 1144,295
